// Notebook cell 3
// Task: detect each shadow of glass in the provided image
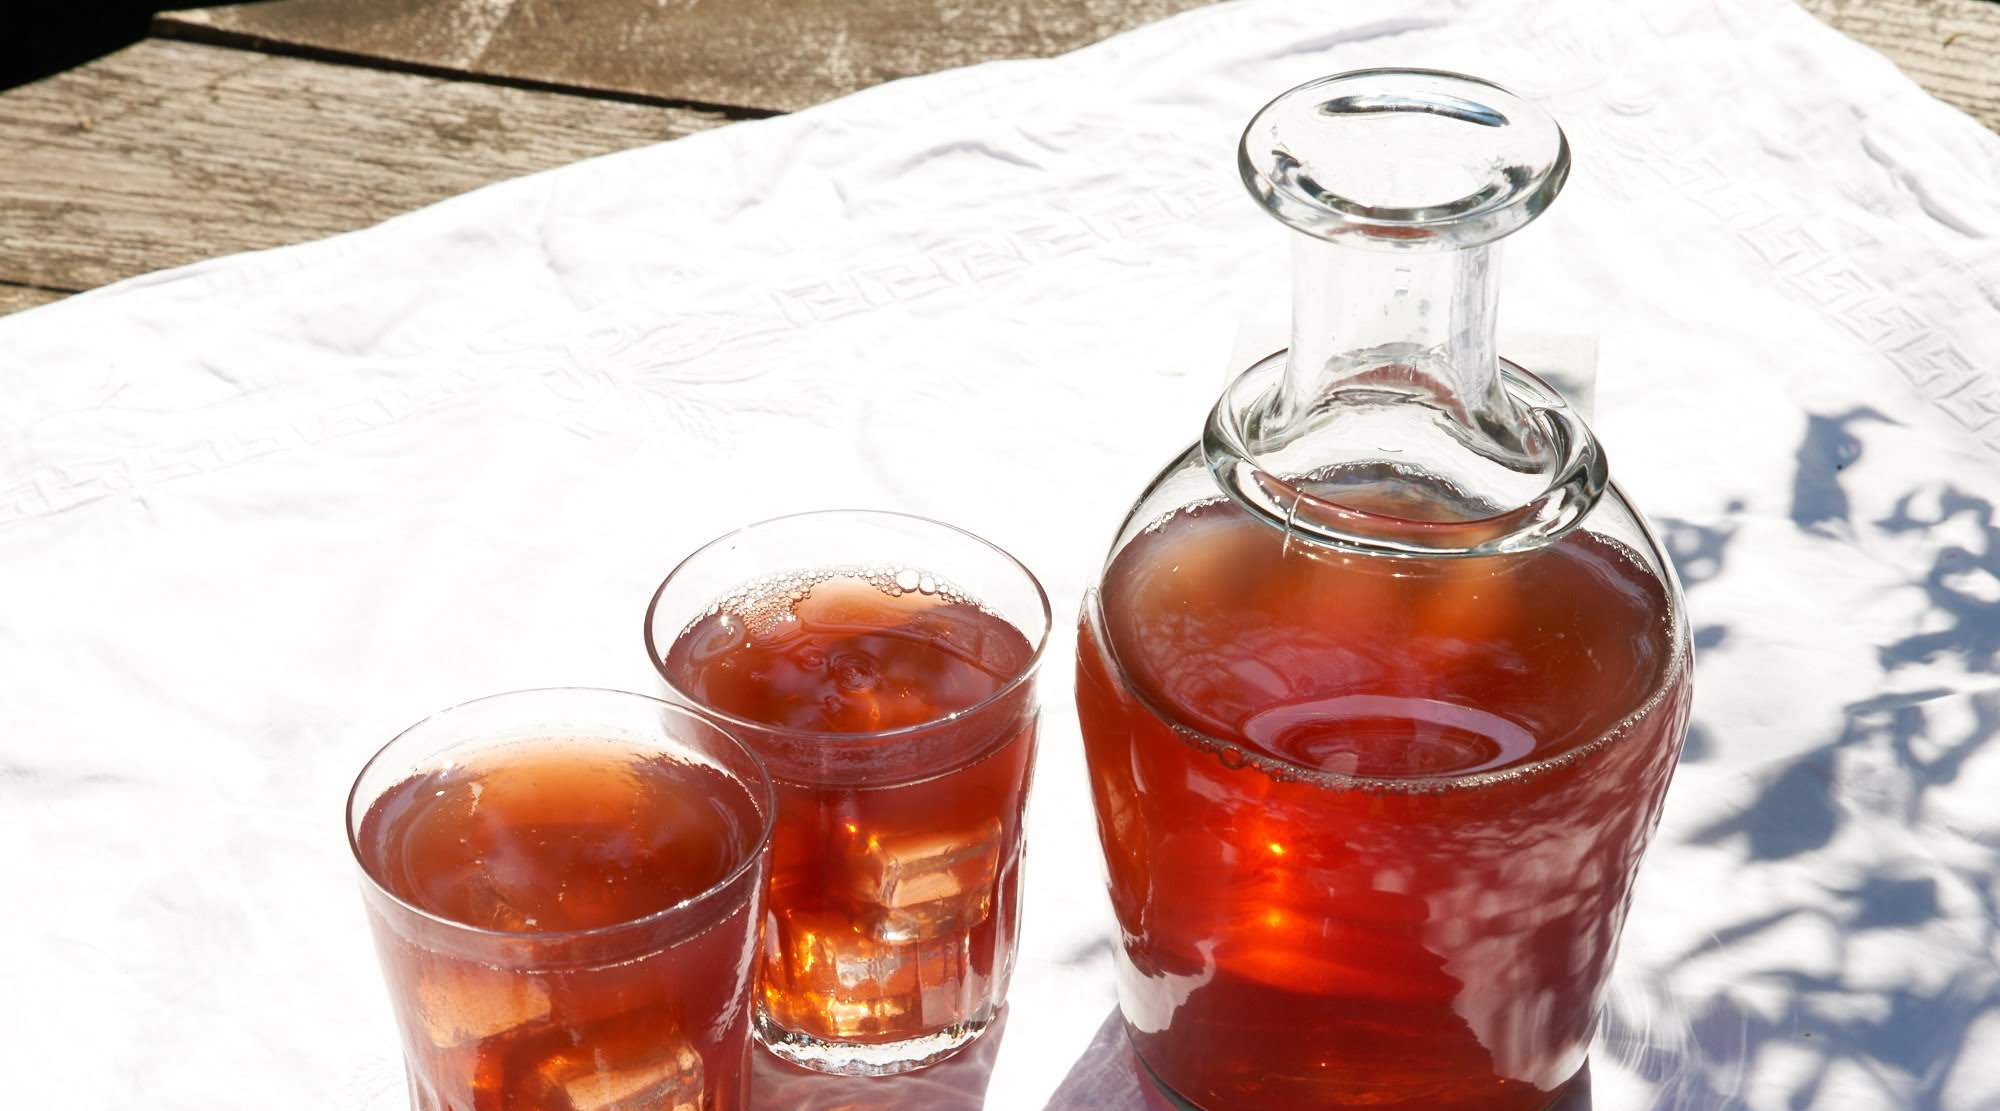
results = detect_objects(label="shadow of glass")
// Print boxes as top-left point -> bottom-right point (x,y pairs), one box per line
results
749,1008 -> 1009,1111
1040,1009 -> 1165,1111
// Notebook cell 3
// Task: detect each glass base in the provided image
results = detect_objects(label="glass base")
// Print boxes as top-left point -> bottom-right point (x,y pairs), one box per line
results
1134,1051 -> 1208,1111
1133,1035 -> 1590,1111
754,1011 -> 992,1076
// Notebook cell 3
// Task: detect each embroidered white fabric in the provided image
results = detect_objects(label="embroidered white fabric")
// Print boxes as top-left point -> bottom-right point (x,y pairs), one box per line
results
4,1 -> 1998,1108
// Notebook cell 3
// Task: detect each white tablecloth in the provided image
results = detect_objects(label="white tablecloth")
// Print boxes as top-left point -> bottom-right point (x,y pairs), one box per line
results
6,1 -> 1999,1107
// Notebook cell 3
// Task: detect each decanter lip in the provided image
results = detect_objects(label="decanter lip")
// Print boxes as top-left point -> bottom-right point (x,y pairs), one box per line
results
1202,351 -> 1608,557
1239,68 -> 1571,250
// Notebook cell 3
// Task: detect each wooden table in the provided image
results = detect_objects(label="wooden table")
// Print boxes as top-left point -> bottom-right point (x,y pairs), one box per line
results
2,0 -> 1995,317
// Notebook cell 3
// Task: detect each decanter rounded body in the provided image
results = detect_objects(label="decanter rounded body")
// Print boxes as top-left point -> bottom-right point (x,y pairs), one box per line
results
1075,70 -> 1693,1111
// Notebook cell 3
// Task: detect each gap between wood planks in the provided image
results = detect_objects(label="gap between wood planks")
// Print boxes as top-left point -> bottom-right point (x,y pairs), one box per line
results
155,13 -> 783,119
151,0 -> 1221,115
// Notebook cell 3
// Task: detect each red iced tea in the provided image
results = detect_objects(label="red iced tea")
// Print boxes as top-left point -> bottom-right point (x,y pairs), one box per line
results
1077,500 -> 1690,1111
660,571 -> 1037,1060
355,737 -> 767,1111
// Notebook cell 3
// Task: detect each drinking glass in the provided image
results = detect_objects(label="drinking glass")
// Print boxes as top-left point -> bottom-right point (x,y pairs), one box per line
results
348,688 -> 776,1111
646,510 -> 1049,1076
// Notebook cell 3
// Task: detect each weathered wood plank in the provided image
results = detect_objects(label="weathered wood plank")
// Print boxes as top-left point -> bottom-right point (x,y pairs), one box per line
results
0,39 -> 729,293
155,0 -> 1219,114
165,0 -> 2000,130
0,283 -> 68,317
1800,0 -> 2000,132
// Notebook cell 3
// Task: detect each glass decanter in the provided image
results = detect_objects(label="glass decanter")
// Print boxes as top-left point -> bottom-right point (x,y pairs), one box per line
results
1075,70 -> 1692,1111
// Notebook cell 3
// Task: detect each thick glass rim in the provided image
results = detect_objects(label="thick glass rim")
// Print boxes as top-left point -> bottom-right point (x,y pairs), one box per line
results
643,508 -> 1053,745
344,686 -> 778,943
1238,67 -> 1571,250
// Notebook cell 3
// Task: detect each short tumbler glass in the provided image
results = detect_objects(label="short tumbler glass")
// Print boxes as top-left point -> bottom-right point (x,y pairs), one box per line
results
645,510 -> 1050,1076
347,688 -> 776,1111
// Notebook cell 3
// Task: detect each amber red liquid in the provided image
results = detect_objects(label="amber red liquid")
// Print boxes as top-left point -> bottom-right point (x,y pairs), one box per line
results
1077,500 -> 1690,1111
661,572 -> 1037,1051
355,739 -> 765,1111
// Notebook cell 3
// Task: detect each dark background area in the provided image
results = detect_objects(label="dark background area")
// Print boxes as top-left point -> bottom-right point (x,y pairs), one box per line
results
0,3 -> 229,90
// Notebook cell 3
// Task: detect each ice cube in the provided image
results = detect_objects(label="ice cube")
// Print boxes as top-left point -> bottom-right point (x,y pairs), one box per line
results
851,818 -> 1003,941
913,932 -> 974,1023
415,965 -> 553,1047
769,904 -> 994,1035
558,1041 -> 704,1111
783,908 -> 916,994
819,992 -> 912,1038
776,908 -> 916,1037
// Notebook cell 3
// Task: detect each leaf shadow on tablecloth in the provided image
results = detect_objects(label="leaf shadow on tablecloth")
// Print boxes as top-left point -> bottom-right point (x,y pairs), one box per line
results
1596,413 -> 2000,1110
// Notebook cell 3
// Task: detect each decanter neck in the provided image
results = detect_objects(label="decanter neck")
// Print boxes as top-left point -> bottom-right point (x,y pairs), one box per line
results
1274,233 -> 1532,467
1205,68 -> 1606,556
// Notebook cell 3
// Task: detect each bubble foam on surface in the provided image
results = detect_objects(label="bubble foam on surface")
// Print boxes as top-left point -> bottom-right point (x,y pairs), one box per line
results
693,564 -> 981,643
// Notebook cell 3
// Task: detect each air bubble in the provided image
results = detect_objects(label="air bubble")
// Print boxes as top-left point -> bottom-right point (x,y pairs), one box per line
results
682,561 -> 996,644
